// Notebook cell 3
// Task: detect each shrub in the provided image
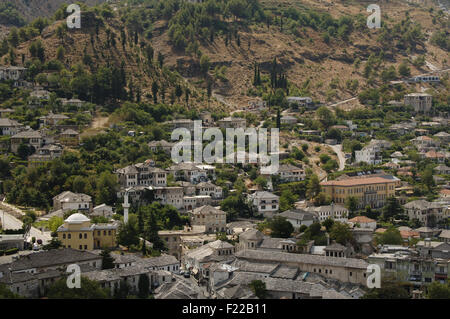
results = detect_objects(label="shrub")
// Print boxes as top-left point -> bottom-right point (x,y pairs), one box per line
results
5,247 -> 19,255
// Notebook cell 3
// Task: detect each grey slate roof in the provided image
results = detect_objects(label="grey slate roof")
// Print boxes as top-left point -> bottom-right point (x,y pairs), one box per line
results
135,254 -> 179,268
239,229 -> 265,241
6,248 -> 101,271
279,209 -> 316,221
235,249 -> 368,269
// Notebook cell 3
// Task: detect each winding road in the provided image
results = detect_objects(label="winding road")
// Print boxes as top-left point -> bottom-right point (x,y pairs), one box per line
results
329,144 -> 346,171
0,209 -> 51,244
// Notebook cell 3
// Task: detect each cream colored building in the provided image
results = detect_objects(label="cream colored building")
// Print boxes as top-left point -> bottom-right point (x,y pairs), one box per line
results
320,176 -> 399,209
57,213 -> 118,251
190,205 -> 227,233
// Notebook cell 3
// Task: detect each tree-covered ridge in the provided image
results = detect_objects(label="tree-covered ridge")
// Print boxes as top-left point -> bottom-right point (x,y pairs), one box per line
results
0,2 -> 26,27
120,0 -> 362,52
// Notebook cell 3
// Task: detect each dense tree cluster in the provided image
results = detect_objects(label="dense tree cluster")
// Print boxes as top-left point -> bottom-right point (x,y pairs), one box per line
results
0,2 -> 26,27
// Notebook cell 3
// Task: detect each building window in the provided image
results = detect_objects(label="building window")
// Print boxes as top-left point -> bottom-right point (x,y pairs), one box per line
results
84,245 -> 87,249
349,272 -> 352,277
84,233 -> 87,239
79,233 -> 82,239
79,245 -> 82,250
63,234 -> 66,239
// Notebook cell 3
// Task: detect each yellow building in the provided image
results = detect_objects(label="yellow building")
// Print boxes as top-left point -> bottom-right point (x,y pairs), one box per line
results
57,213 -> 118,251
320,176 -> 399,209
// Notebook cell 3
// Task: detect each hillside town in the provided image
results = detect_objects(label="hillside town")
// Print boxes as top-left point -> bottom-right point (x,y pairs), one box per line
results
0,0 -> 449,301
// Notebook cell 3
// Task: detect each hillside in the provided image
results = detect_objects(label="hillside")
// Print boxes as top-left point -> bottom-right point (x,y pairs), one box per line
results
5,9 -> 224,111
1,0 -> 449,111
0,0 -> 107,25
145,0 -> 449,108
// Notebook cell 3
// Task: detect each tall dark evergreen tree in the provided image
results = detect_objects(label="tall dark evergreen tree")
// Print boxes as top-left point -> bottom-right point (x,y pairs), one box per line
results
100,250 -> 115,270
152,81 -> 159,104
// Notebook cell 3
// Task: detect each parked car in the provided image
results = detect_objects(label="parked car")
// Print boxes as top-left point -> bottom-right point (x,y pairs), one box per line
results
37,239 -> 42,245
183,271 -> 190,278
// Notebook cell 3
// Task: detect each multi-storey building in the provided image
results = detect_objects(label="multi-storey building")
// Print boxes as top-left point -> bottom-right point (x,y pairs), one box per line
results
190,205 -> 227,233
404,93 -> 432,114
56,213 -> 118,250
10,129 -> 43,154
217,117 -> 246,129
275,164 -> 306,182
404,200 -> 448,227
116,160 -> 167,188
248,191 -> 280,218
355,146 -> 382,165
195,182 -> 223,199
0,118 -> 24,136
168,162 -> 208,184
153,186 -> 184,210
304,204 -> 349,223
320,176 -> 399,209
0,66 -> 27,81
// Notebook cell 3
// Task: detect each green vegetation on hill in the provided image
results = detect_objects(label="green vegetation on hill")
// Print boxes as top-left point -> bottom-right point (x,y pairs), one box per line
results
0,3 -> 26,27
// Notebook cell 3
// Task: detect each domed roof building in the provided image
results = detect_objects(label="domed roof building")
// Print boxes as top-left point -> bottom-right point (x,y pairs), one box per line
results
57,213 -> 119,251
65,213 -> 90,224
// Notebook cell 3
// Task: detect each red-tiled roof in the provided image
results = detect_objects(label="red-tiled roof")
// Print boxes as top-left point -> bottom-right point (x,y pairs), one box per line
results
425,151 -> 444,158
349,216 -> 376,223
320,176 -> 396,187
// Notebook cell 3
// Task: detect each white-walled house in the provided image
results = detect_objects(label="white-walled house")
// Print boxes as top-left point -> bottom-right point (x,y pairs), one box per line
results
348,216 -> 377,230
248,191 -> 279,218
278,209 -> 317,229
52,191 -> 93,213
304,204 -> 349,223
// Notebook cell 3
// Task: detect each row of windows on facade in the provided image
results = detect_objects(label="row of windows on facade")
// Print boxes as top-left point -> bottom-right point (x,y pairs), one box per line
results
194,214 -> 222,219
217,249 -> 234,256
333,185 -> 394,195
62,244 -> 88,250
260,205 -> 277,209
62,230 -> 112,239
312,268 -> 365,278
260,200 -> 278,204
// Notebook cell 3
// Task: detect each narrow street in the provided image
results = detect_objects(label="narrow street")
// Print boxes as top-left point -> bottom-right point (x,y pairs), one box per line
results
1,209 -> 52,244
329,144 -> 346,172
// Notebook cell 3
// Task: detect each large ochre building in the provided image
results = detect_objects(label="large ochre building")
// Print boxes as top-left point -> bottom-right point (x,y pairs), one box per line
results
320,176 -> 399,209
57,213 -> 118,251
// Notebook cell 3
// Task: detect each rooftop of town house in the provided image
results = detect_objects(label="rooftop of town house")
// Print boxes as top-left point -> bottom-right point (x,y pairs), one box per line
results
0,118 -> 23,127
235,249 -> 369,269
279,209 -> 316,221
133,254 -> 179,268
320,176 -> 398,187
191,205 -> 225,216
53,191 -> 92,202
2,248 -> 100,272
348,216 -> 376,224
11,129 -> 42,139
239,229 -> 265,241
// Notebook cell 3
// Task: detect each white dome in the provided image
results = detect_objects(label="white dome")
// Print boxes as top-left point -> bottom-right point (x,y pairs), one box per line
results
65,213 -> 90,223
